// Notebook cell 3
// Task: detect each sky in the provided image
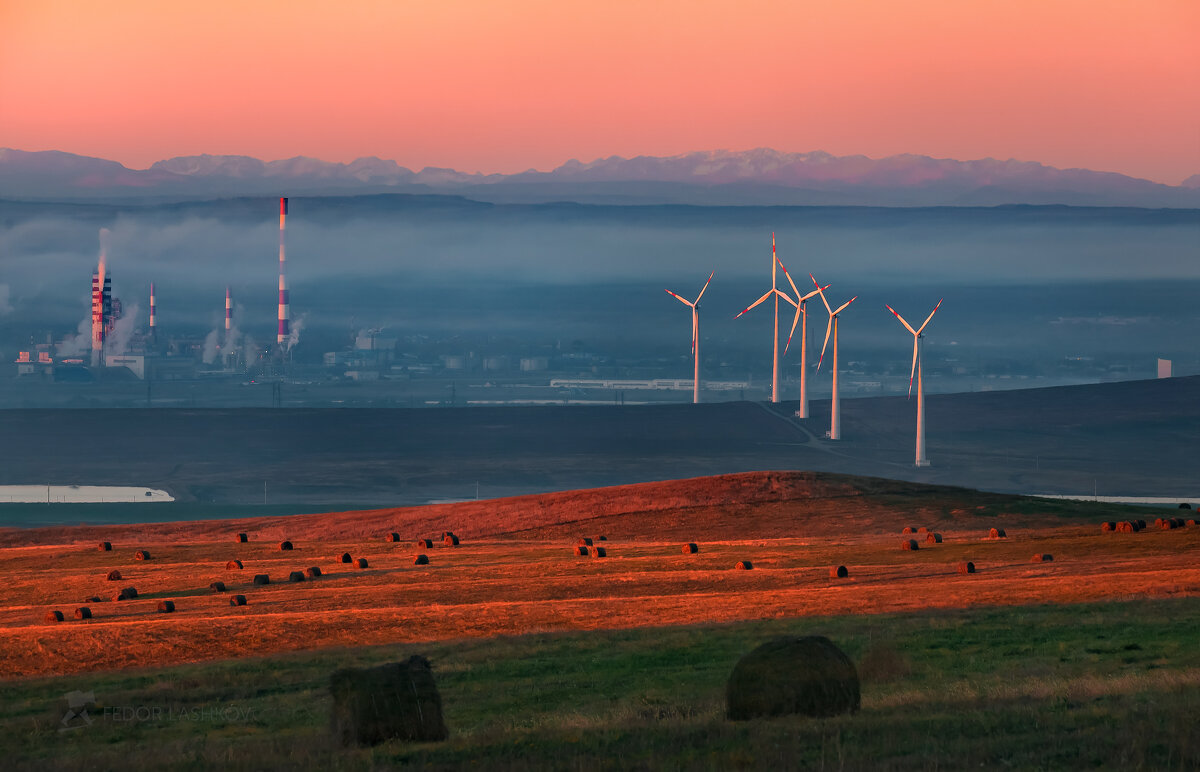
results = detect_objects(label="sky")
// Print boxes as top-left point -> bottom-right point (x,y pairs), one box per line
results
1,0 -> 1197,184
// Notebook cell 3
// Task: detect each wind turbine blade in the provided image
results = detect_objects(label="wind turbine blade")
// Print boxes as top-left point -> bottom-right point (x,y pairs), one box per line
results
817,315 -> 832,372
833,296 -> 857,316
771,233 -> 777,290
664,289 -> 694,308
784,303 -> 802,355
811,274 -> 833,314
775,289 -> 797,308
908,336 -> 918,398
885,303 -> 916,335
777,256 -> 801,299
916,298 -> 943,335
693,271 -> 715,305
800,284 -> 830,302
735,289 -> 774,318
691,310 -> 698,356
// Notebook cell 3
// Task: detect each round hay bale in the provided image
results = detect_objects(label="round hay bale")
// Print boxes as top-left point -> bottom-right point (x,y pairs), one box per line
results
1188,519 -> 1199,527
1160,519 -> 1175,530
386,532 -> 400,543
354,558 -> 369,569
157,600 -> 175,613
209,581 -> 227,593
1032,553 -> 1054,562
830,565 -> 848,579
226,560 -> 243,570
901,539 -> 919,551
1116,521 -> 1133,533
83,595 -> 101,603
98,541 -> 112,551
74,607 -> 93,620
236,533 -> 248,543
926,532 -> 943,544
726,635 -> 859,720
134,550 -> 151,561
682,542 -> 699,554
578,537 -> 594,546
413,554 -> 429,565
45,610 -> 65,623
988,527 -> 1007,539
1173,518 -> 1186,528
901,526 -> 915,535
106,569 -> 122,581
114,587 -> 137,600
278,540 -> 294,551
574,545 -> 589,556
229,594 -> 247,606
597,535 -> 607,541
330,655 -> 448,746
305,566 -> 322,578
1179,502 -> 1192,510
736,560 -> 753,570
253,574 -> 270,585
339,552 -> 352,563
288,570 -> 305,582
1137,519 -> 1147,530
1153,517 -> 1165,528
443,534 -> 460,546
917,526 -> 929,533
416,539 -> 433,549
958,561 -> 976,574
1101,521 -> 1116,532
591,546 -> 607,558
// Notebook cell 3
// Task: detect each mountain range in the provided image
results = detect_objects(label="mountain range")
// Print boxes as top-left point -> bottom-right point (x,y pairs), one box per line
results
2,147 -> 1197,208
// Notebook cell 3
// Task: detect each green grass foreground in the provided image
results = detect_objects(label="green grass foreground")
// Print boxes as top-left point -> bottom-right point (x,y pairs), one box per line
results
4,598 -> 1199,770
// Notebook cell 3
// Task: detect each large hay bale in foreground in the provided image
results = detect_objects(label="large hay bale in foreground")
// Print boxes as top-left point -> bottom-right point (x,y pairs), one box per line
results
958,561 -> 976,574
830,565 -> 848,579
114,587 -> 137,600
210,581 -> 226,593
98,542 -> 112,551
253,574 -> 270,585
1032,553 -> 1054,562
236,533 -> 248,543
682,543 -> 699,554
726,635 -> 860,721
574,545 -> 589,556
354,558 -> 369,569
305,566 -> 322,578
157,600 -> 175,613
413,554 -> 429,565
279,540 -> 294,551
106,570 -> 122,581
226,560 -> 243,570
926,533 -> 943,544
134,550 -> 151,561
901,539 -> 919,551
45,610 -> 65,623
74,607 -> 92,620
736,560 -> 753,570
229,594 -> 247,606
330,656 -> 448,746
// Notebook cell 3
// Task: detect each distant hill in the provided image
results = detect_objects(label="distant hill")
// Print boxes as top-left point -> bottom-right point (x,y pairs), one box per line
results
3,147 -> 1198,207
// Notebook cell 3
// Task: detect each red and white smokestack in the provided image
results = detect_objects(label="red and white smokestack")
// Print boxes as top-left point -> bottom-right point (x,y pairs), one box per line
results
225,286 -> 232,333
149,282 -> 157,340
277,197 -> 289,347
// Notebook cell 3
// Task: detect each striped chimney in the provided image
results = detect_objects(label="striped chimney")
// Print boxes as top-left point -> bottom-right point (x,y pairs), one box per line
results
277,197 -> 289,346
149,282 -> 157,332
225,286 -> 232,332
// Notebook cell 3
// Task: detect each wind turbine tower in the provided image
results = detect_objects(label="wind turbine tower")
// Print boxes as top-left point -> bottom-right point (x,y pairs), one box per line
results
664,271 -> 715,404
811,274 -> 856,440
776,259 -> 829,419
736,233 -> 796,403
886,299 -> 943,467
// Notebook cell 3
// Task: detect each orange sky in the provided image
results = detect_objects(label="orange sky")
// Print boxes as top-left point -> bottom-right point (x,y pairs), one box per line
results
1,0 -> 1197,183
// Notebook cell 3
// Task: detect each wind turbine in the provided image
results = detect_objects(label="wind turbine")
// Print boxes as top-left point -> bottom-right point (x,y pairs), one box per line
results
735,233 -> 796,403
664,271 -> 715,404
885,299 -> 943,467
776,258 -> 829,419
811,274 -> 856,440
